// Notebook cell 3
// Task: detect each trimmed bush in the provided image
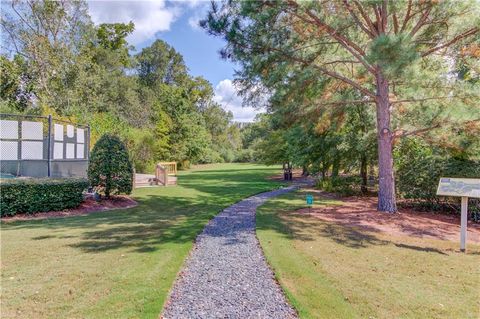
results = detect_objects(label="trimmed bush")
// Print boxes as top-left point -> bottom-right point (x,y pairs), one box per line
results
0,178 -> 89,216
88,134 -> 133,198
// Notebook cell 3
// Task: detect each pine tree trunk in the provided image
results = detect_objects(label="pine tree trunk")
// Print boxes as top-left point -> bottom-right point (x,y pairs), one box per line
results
332,157 -> 340,178
360,154 -> 368,194
375,71 -> 397,212
302,165 -> 309,176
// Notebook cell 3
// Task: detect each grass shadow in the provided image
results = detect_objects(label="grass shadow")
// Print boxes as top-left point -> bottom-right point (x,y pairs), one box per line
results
2,165 -> 283,255
257,193 -> 452,255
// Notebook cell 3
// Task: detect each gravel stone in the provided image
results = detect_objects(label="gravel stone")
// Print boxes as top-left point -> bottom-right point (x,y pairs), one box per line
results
162,186 -> 300,319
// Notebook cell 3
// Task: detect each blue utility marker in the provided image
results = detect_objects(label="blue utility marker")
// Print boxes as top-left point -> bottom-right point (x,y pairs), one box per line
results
306,194 -> 314,206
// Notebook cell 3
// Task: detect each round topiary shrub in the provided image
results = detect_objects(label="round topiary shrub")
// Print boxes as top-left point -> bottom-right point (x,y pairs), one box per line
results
88,134 -> 133,198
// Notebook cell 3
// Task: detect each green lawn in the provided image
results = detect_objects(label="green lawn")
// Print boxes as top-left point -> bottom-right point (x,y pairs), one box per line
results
257,190 -> 480,319
1,163 -> 281,319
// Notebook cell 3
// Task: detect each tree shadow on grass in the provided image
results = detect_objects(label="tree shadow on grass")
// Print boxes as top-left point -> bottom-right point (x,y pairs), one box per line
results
2,166 -> 284,254
393,243 -> 447,255
258,209 -> 449,255
2,195 -> 208,253
65,194 -> 227,253
259,211 -> 387,247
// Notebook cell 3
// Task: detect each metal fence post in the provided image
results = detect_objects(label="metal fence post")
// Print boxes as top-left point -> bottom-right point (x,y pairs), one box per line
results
86,125 -> 90,160
47,115 -> 52,177
17,119 -> 21,176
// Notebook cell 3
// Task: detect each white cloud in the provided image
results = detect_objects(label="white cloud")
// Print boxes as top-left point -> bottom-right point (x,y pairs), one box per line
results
214,79 -> 264,122
183,0 -> 204,8
188,14 -> 201,30
186,1 -> 210,31
87,0 -> 180,45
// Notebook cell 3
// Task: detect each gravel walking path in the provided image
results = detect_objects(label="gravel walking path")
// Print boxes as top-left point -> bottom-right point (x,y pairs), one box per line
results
162,186 -> 299,319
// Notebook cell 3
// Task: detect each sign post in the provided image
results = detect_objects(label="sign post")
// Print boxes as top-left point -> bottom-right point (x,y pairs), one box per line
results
436,178 -> 480,252
460,196 -> 468,252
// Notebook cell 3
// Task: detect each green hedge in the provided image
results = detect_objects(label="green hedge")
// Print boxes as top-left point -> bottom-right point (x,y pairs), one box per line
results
0,178 -> 89,217
395,138 -> 480,211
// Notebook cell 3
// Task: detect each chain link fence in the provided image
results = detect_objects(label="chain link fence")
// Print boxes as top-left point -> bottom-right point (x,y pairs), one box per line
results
0,113 -> 90,178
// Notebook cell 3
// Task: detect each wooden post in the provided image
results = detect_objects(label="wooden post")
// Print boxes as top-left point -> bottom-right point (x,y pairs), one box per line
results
460,196 -> 468,252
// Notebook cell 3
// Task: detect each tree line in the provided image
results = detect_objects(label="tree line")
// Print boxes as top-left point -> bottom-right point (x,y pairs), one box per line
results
2,0 -> 479,213
1,0 -> 243,172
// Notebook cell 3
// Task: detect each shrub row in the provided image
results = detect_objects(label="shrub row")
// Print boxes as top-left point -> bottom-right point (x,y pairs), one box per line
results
316,175 -> 365,197
0,178 -> 89,216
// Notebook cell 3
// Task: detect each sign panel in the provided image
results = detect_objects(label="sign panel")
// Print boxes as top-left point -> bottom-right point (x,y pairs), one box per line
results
54,124 -> 64,141
21,141 -> 43,159
66,125 -> 74,138
76,143 -> 84,159
66,143 -> 75,159
0,120 -> 18,139
436,178 -> 480,198
77,128 -> 84,143
54,142 -> 63,159
22,121 -> 43,140
0,141 -> 18,160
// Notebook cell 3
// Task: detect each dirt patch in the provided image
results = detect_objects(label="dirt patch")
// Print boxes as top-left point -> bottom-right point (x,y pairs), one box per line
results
298,191 -> 480,243
2,196 -> 137,222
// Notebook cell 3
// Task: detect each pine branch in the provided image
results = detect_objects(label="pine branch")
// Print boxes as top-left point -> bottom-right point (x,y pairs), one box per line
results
409,6 -> 432,37
396,118 -> 480,139
392,12 -> 399,34
400,0 -> 413,33
260,44 -> 376,98
343,0 -> 375,39
421,27 -> 480,57
352,0 -> 378,36
312,99 -> 375,107
390,96 -> 457,104
287,0 -> 376,75
396,124 -> 441,139
307,61 -> 376,98
381,0 -> 388,34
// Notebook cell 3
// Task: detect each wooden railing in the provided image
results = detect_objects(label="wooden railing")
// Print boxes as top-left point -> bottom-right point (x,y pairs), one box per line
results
155,165 -> 167,186
155,162 -> 177,186
157,162 -> 177,176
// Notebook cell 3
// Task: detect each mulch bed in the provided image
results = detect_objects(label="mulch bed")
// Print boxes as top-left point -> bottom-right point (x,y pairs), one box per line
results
1,195 -> 137,222
298,189 -> 480,243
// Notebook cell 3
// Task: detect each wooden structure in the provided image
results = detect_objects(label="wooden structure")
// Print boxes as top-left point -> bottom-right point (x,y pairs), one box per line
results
134,162 -> 178,188
155,162 -> 177,186
283,162 -> 293,181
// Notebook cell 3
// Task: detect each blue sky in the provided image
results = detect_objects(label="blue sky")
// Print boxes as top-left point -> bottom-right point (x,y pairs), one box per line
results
88,0 -> 261,122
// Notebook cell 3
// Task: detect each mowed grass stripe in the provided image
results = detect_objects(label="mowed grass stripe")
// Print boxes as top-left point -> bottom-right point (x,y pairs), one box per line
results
1,163 -> 281,319
256,190 -> 480,319
257,192 -> 357,319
